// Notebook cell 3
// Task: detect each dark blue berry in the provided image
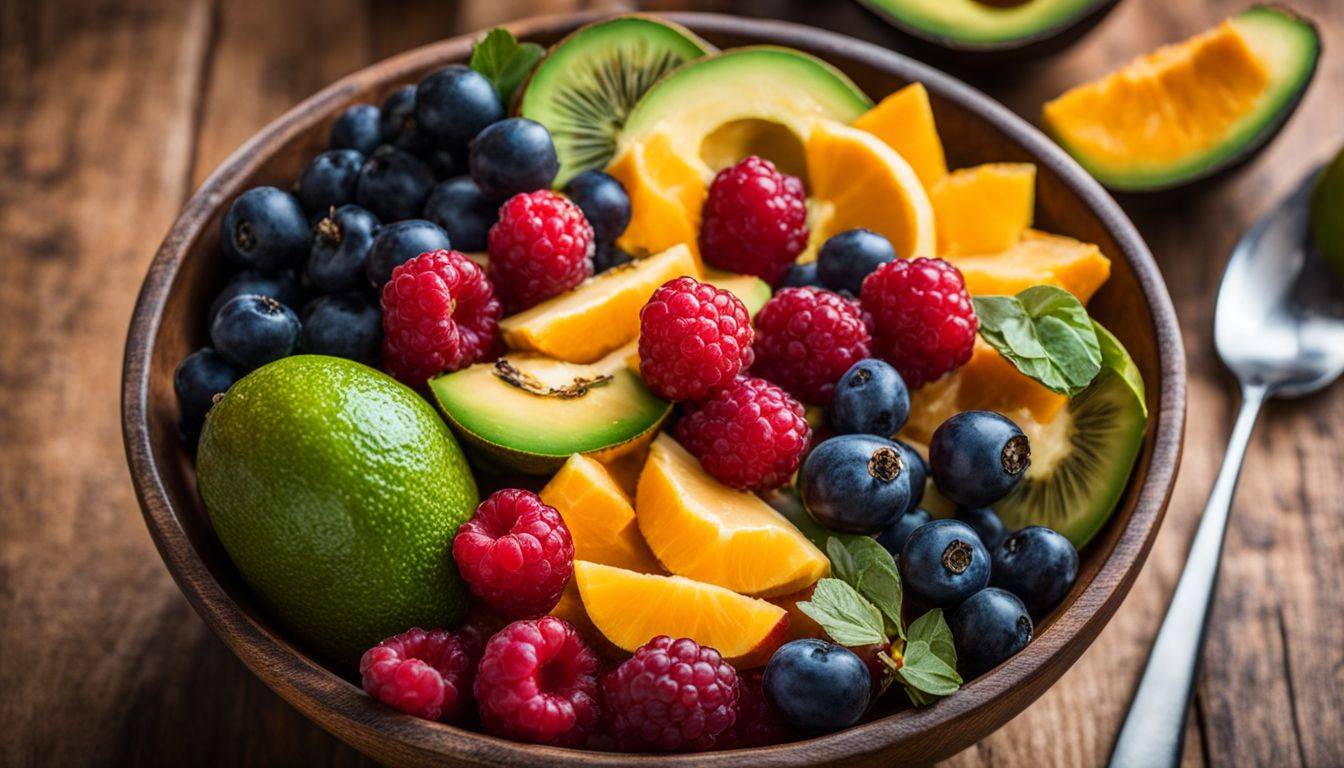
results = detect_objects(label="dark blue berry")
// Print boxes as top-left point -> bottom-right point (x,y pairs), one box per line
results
799,434 -> 911,534
899,519 -> 991,608
779,261 -> 824,289
173,347 -> 239,434
894,439 -> 928,512
564,170 -> 631,244
210,294 -> 301,372
817,229 -> 896,296
827,358 -> 910,437
415,65 -> 503,154
365,219 -> 450,287
956,506 -> 1008,551
306,205 -> 380,293
356,145 -> 436,223
329,103 -> 382,155
991,526 -> 1079,617
763,639 -> 870,735
208,269 -> 301,327
426,147 -> 463,179
423,177 -> 496,252
379,85 -> 431,156
221,186 -> 309,270
593,243 -> 633,274
296,149 -> 364,216
300,292 -> 382,365
947,588 -> 1033,676
469,118 -> 558,202
876,507 -> 932,560
930,410 -> 1031,508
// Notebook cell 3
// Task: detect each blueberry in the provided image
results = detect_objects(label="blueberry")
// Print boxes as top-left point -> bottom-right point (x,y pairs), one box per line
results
991,526 -> 1079,617
414,65 -> 503,154
221,186 -> 310,270
564,170 -> 631,244
929,410 -> 1031,508
956,506 -> 1008,551
947,588 -> 1033,677
593,243 -> 633,274
817,229 -> 896,296
469,118 -> 559,202
899,519 -> 991,608
423,177 -> 496,252
300,292 -> 382,365
365,219 -> 450,287
296,149 -> 364,216
800,434 -> 911,534
210,294 -> 301,372
827,358 -> 910,437
306,204 -> 380,293
356,145 -> 436,223
379,85 -> 431,156
875,507 -> 932,560
779,261 -> 824,289
208,268 -> 301,327
426,147 -> 464,179
329,103 -> 382,155
173,347 -> 239,434
763,639 -> 870,735
894,439 -> 928,512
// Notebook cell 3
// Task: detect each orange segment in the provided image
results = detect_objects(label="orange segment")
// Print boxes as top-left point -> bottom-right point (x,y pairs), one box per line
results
851,83 -> 948,189
607,130 -> 707,263
930,163 -> 1036,256
540,454 -> 663,574
635,435 -> 829,597
574,560 -> 789,668
949,229 -> 1112,304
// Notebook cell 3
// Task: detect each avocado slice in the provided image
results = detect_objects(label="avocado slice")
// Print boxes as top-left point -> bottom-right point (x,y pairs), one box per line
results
859,0 -> 1115,49
430,352 -> 672,474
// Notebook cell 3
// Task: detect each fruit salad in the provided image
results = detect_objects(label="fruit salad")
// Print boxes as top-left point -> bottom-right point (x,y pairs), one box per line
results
174,16 -> 1148,752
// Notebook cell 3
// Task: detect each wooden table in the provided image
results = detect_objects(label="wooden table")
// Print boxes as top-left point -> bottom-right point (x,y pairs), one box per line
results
2,0 -> 1341,765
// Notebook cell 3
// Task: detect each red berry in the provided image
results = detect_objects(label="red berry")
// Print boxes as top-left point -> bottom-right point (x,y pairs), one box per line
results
602,636 -> 739,752
452,489 -> 574,619
860,257 -> 978,388
699,156 -> 808,285
675,377 -> 810,491
638,276 -> 754,402
380,249 -> 500,386
359,627 -> 473,722
752,287 -> 872,405
488,190 -> 594,312
723,670 -> 794,748
474,617 -> 601,746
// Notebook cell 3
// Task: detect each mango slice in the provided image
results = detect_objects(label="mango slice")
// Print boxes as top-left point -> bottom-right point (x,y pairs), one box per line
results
949,229 -> 1111,304
930,163 -> 1036,256
540,454 -> 663,575
608,130 -> 707,262
851,82 -> 948,189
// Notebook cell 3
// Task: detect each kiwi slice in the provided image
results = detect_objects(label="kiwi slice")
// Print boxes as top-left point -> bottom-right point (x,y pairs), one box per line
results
518,16 -> 714,187
995,323 -> 1148,548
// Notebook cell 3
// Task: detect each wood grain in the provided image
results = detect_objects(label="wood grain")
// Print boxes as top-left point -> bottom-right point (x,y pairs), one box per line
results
2,1 -> 1341,766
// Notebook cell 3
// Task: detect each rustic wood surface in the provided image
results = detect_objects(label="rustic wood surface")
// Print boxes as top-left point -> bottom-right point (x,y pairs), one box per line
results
0,0 -> 1340,765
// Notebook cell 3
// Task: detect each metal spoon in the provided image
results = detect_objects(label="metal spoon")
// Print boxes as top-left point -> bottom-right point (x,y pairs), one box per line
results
1108,168 -> 1344,768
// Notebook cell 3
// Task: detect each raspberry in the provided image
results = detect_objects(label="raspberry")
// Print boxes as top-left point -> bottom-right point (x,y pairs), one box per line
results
474,617 -> 601,746
380,249 -> 500,386
601,635 -> 739,752
453,489 -> 574,618
359,627 -> 473,722
751,287 -> 873,405
723,671 -> 794,748
638,276 -> 754,402
675,377 -> 810,491
488,190 -> 594,312
699,156 -> 809,285
860,257 -> 978,388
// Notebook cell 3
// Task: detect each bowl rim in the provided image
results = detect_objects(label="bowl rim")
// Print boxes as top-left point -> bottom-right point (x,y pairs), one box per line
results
121,11 -> 1186,766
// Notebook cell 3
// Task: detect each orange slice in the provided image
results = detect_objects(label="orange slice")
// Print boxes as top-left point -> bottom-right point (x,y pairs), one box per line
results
607,129 -> 708,263
930,163 -> 1036,256
949,229 -> 1112,304
539,454 -> 662,574
851,82 -> 948,189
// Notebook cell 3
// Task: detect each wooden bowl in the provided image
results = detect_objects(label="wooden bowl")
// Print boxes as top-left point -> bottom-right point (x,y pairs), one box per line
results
121,11 -> 1185,767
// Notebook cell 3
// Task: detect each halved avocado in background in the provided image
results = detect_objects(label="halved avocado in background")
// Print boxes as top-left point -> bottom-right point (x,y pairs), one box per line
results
1043,5 -> 1320,194
857,0 -> 1121,61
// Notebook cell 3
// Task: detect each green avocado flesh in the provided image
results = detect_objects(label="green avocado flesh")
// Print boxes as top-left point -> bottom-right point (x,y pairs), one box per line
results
519,16 -> 714,188
859,0 -> 1103,45
197,356 -> 478,663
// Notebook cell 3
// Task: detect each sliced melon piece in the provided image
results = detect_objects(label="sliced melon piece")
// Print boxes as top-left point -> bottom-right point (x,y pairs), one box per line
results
540,454 -> 663,574
931,164 -> 1036,256
859,0 -> 1111,47
851,82 -> 948,189
608,129 -> 708,261
949,229 -> 1111,303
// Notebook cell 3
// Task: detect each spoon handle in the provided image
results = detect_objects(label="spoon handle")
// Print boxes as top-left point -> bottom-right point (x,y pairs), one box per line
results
1108,383 -> 1269,768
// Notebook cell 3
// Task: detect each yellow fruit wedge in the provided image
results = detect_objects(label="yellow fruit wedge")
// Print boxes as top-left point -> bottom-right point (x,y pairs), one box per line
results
540,454 -> 663,574
635,435 -> 828,597
949,229 -> 1112,304
851,82 -> 948,189
607,130 -> 707,263
930,163 -> 1036,256
573,560 -> 789,668
499,244 -> 699,364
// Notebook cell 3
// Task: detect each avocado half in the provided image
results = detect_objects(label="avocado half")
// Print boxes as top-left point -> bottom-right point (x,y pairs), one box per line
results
857,0 -> 1121,61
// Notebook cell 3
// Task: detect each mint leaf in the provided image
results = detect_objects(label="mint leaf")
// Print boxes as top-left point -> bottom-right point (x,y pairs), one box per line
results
469,28 -> 545,105
897,609 -> 962,705
973,285 -> 1101,397
797,578 -> 885,647
846,537 -> 904,639
826,537 -> 858,584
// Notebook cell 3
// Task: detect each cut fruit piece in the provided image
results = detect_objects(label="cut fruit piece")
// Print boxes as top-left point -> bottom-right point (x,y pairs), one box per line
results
550,580 -> 625,659
518,16 -> 714,187
949,229 -> 1111,303
429,352 -> 672,474
768,583 -> 829,642
539,454 -> 663,574
499,244 -> 698,363
573,560 -> 789,668
858,0 -> 1114,48
635,434 -> 829,597
703,268 -> 772,316
1043,6 -> 1320,193
931,163 -> 1036,256
851,82 -> 948,189
607,129 -> 708,261
804,119 -> 936,261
